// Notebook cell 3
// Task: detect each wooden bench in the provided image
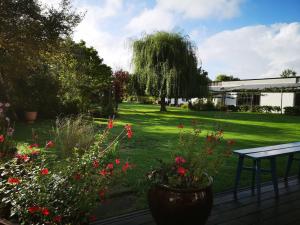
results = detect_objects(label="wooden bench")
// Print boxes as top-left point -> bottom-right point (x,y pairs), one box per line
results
233,142 -> 300,202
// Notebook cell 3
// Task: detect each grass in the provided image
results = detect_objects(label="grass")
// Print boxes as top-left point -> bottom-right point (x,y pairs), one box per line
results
13,103 -> 300,208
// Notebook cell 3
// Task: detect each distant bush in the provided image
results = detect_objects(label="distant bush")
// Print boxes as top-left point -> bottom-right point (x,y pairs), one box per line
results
190,99 -> 216,111
137,96 -> 157,104
181,103 -> 189,110
284,106 -> 300,115
239,105 -> 250,112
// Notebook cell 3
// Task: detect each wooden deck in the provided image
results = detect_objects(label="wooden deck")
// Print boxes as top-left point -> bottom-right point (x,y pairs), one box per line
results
93,176 -> 300,225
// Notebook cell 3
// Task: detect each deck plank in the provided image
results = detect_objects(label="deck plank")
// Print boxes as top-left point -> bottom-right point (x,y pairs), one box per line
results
93,177 -> 300,225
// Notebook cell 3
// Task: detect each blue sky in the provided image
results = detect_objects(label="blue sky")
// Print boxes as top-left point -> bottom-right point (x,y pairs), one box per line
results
41,0 -> 300,79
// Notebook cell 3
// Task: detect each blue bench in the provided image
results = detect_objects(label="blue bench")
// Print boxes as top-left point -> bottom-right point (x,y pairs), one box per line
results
233,142 -> 300,202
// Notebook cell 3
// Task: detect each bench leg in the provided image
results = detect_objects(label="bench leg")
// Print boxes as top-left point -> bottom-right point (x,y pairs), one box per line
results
255,159 -> 261,202
251,159 -> 256,195
270,157 -> 279,199
285,153 -> 294,183
234,155 -> 244,200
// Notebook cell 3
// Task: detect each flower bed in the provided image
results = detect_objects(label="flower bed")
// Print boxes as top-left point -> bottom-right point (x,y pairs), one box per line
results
0,113 -> 133,224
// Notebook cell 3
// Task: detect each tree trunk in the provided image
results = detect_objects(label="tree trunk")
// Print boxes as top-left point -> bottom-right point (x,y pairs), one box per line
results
160,96 -> 167,112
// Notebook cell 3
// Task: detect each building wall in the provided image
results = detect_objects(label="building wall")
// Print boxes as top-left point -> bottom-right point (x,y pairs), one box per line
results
225,93 -> 237,106
260,92 -> 294,108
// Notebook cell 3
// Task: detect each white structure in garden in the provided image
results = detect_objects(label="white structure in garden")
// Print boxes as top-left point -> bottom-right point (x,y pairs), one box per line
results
210,77 -> 300,111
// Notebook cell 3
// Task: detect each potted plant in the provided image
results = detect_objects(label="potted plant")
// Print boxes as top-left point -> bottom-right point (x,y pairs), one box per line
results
147,122 -> 235,225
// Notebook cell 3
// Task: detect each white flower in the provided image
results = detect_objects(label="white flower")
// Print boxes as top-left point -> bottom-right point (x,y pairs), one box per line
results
0,108 -> 3,113
5,103 -> 10,107
0,102 -> 3,107
5,117 -> 10,121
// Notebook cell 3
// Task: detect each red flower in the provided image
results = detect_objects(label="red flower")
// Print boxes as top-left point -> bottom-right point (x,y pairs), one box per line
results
16,154 -> 30,162
115,158 -> 120,165
7,177 -> 20,185
41,208 -> 50,216
175,156 -> 186,164
29,143 -> 39,149
106,163 -> 114,170
227,140 -> 235,145
122,162 -> 131,172
177,167 -> 187,176
46,141 -> 54,148
99,169 -> 107,176
28,206 -> 40,214
99,190 -> 106,200
74,173 -> 81,180
93,160 -> 99,168
107,119 -> 114,129
125,124 -> 133,139
0,135 -> 4,143
89,215 -> 97,222
53,215 -> 62,223
207,148 -> 213,155
177,123 -> 184,129
31,150 -> 40,156
206,135 -> 213,142
41,168 -> 49,175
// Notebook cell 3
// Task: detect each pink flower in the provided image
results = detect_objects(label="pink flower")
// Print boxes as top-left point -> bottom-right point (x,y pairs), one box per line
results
46,141 -> 54,148
107,119 -> 114,129
41,168 -> 49,175
31,150 -> 40,156
177,167 -> 187,176
106,163 -> 114,170
175,156 -> 186,164
115,158 -> 120,165
0,135 -> 4,143
7,128 -> 14,136
99,169 -> 107,176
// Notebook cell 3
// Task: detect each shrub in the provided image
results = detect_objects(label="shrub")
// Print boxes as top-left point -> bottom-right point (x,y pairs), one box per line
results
137,96 -> 157,104
190,100 -> 216,111
284,106 -> 300,115
239,105 -> 250,112
180,103 -> 189,110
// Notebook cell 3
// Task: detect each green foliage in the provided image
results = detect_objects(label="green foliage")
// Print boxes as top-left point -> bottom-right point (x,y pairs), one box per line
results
280,69 -> 297,78
215,74 -> 240,81
132,31 -> 208,111
284,106 -> 300,115
0,0 -> 81,103
54,39 -> 114,114
189,99 -> 216,111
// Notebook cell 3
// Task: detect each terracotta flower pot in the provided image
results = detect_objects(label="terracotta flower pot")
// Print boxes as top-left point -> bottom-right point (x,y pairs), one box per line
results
24,111 -> 38,123
148,182 -> 213,225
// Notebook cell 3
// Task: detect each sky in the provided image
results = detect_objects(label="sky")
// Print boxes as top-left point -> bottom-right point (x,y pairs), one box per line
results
39,0 -> 300,80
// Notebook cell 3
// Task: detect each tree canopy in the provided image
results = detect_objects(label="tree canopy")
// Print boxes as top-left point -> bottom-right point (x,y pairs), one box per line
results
280,69 -> 297,78
215,74 -> 240,81
0,0 -> 81,101
132,31 -> 208,111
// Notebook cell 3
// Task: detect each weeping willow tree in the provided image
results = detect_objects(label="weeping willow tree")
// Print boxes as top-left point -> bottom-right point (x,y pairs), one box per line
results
132,31 -> 208,111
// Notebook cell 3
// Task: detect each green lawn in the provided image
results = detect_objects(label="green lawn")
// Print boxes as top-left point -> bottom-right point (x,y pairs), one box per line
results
13,103 -> 300,208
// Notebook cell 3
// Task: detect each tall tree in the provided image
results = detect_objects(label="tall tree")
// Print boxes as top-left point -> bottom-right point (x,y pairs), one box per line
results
0,0 -> 81,102
132,31 -> 207,111
215,74 -> 240,81
53,39 -> 113,114
280,69 -> 297,78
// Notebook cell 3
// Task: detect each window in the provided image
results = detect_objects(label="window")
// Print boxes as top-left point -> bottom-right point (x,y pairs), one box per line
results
237,93 -> 260,106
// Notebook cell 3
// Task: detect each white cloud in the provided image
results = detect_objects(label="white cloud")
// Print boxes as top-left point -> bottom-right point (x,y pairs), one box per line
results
157,0 -> 243,19
125,8 -> 175,34
198,23 -> 300,79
